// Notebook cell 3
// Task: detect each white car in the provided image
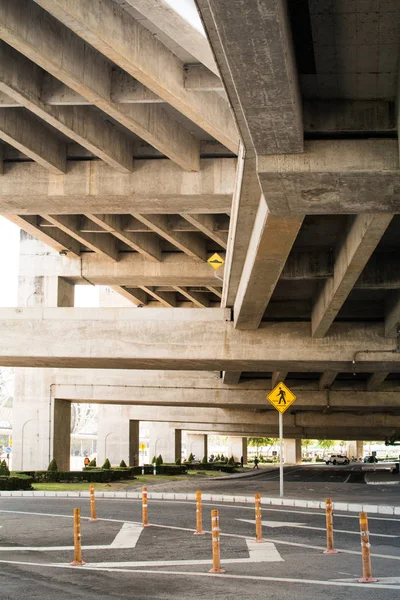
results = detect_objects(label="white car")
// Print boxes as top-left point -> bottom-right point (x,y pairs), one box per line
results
325,454 -> 350,465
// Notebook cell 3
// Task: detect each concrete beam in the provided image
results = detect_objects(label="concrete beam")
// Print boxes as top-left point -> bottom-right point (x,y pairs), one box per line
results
0,0 -> 199,171
121,0 -> 218,75
222,151 -> 263,308
318,371 -> 338,391
385,291 -> 400,339
0,159 -> 234,214
173,287 -> 209,308
0,42 -> 134,173
234,195 -> 303,329
184,65 -> 222,91
221,371 -> 241,385
43,215 -> 118,261
5,215 -> 81,256
20,252 -> 227,287
257,140 -> 400,214
110,286 -> 148,307
86,214 -> 161,262
0,106 -> 66,175
180,214 -> 227,249
140,286 -> 177,308
312,214 -> 393,337
1,313 -> 399,372
196,0 -> 303,155
34,0 -> 239,153
271,372 -> 288,389
366,373 -> 389,392
133,214 -> 206,261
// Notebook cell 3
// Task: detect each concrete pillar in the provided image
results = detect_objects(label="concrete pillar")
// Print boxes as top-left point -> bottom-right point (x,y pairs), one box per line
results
284,438 -> 302,465
203,434 -> 208,461
186,433 -> 205,460
356,440 -> 363,458
226,436 -> 242,461
53,399 -> 71,471
97,404 -> 130,466
129,420 -> 139,466
242,437 -> 248,464
175,429 -> 182,462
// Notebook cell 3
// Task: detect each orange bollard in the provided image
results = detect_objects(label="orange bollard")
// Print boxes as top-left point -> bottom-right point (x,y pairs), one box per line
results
323,498 -> 338,554
142,486 -> 149,527
255,493 -> 264,543
194,490 -> 205,535
358,512 -> 377,583
89,484 -> 98,522
209,509 -> 225,573
70,508 -> 85,566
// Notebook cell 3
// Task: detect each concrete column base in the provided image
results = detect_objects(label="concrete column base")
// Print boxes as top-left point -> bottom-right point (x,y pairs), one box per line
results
284,438 -> 302,465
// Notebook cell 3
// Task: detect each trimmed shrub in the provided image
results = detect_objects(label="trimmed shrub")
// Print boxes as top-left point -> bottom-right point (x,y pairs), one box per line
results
102,458 -> 111,470
228,456 -> 235,466
175,458 -> 181,465
151,456 -> 156,464
0,460 -> 10,476
47,458 -> 58,472
15,468 -> 136,484
201,456 -> 207,464
188,453 -> 194,463
119,460 -> 127,468
88,458 -> 97,467
0,475 -> 33,491
156,454 -> 163,466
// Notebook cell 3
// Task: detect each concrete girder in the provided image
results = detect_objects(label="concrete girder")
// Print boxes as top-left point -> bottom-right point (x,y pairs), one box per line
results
312,214 -> 393,337
257,140 -> 400,214
86,214 -> 162,262
385,290 -> 400,338
318,371 -> 338,391
180,214 -> 227,249
234,195 -> 303,329
173,287 -> 209,308
366,372 -> 389,392
0,0 -> 200,171
1,312 -> 399,371
132,214 -> 206,261
221,371 -> 241,385
0,42 -> 134,173
119,0 -> 218,75
19,252 -> 227,287
140,286 -> 177,308
109,286 -> 148,307
0,107 -> 66,174
5,215 -> 81,256
271,372 -> 288,389
0,159 -> 235,215
33,0 -> 239,154
222,150 -> 263,308
184,65 -> 222,90
195,0 -> 303,155
42,215 -> 119,261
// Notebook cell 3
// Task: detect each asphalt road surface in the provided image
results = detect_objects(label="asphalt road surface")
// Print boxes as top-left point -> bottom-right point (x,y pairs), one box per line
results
0,494 -> 399,600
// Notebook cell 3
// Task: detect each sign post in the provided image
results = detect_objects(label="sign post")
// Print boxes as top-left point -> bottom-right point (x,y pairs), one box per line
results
266,382 -> 297,498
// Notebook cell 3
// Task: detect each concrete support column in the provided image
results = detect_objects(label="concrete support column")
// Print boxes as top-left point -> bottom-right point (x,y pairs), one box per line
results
357,440 -> 364,458
284,438 -> 302,465
97,405 -> 130,466
129,420 -> 140,466
242,437 -> 248,464
186,433 -> 205,461
226,436 -> 243,461
203,434 -> 208,461
53,399 -> 71,471
175,429 -> 182,463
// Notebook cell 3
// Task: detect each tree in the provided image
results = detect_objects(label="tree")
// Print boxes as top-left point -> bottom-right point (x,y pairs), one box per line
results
248,437 -> 275,455
317,440 -> 335,451
302,439 -> 317,456
47,458 -> 58,472
102,458 -> 111,469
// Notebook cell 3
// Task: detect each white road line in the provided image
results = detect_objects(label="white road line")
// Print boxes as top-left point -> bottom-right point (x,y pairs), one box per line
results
0,559 -> 399,590
110,523 -> 143,549
236,518 -> 399,538
1,509 -> 399,562
84,539 -> 283,568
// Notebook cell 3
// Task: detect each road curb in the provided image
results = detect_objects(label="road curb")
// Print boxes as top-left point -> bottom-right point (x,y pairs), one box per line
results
1,490 -> 400,515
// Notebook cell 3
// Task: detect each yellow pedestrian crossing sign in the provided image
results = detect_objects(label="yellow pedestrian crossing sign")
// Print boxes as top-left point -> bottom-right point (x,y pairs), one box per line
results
207,253 -> 224,270
267,382 -> 296,414
139,443 -> 146,451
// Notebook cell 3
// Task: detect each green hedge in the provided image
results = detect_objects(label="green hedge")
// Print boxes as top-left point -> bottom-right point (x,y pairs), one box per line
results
14,469 -> 136,483
186,462 -> 237,473
0,475 -> 33,490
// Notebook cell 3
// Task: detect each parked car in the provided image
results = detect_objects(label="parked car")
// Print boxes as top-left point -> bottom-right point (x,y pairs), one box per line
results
325,454 -> 350,465
363,455 -> 378,463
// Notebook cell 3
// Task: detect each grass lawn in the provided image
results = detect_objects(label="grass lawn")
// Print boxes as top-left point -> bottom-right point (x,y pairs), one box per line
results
32,469 -> 231,492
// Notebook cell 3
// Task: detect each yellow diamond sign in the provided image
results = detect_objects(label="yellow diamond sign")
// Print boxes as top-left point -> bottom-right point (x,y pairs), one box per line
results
267,382 -> 296,414
207,252 -> 224,270
139,443 -> 146,451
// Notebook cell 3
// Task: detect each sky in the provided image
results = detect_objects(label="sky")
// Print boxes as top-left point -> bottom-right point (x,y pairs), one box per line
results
0,1 -> 204,308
